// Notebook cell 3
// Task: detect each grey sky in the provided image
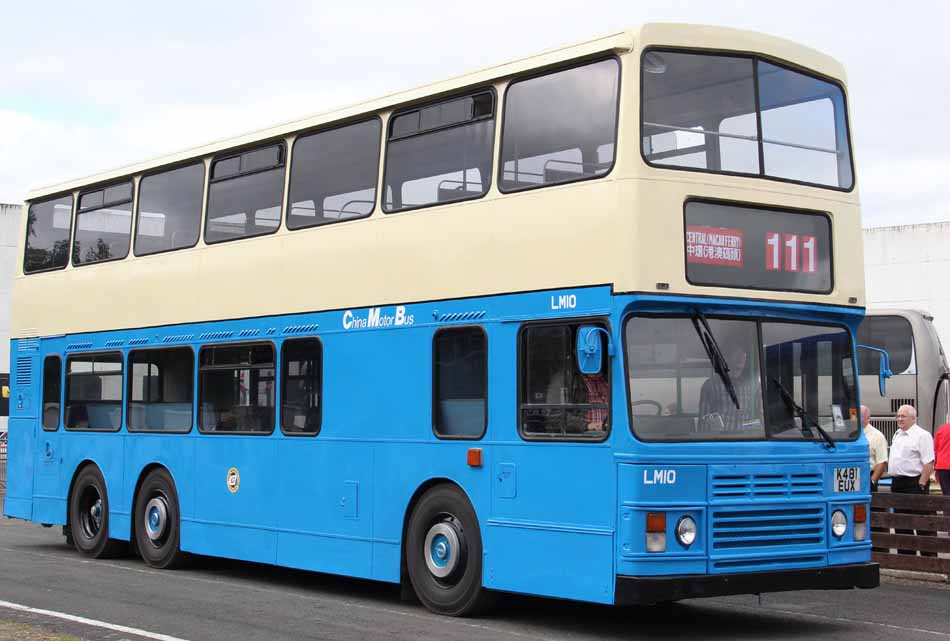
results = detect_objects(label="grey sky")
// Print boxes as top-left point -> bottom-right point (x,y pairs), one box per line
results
1,0 -> 946,228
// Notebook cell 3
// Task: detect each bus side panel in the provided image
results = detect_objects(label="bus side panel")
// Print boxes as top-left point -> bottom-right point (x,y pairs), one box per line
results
60,433 -> 130,539
484,444 -> 615,604
123,434 -> 196,541
275,440 -> 375,580
185,436 -> 278,564
3,344 -> 36,520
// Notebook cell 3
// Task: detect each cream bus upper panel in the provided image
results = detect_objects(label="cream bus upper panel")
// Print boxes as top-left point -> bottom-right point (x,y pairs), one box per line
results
13,25 -> 864,337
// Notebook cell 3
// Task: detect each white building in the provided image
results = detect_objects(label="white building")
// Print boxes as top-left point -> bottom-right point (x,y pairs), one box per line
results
0,204 -> 19,433
864,221 -> 950,342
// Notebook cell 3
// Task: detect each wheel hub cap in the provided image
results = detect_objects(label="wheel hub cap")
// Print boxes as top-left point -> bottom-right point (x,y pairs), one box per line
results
424,522 -> 460,578
90,499 -> 102,529
144,497 -> 168,542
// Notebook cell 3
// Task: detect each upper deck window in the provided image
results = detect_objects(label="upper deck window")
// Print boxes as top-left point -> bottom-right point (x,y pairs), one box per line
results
135,163 -> 205,256
25,195 -> 73,273
641,50 -> 854,190
206,143 -> 285,243
74,181 -> 134,265
500,58 -> 619,192
384,91 -> 494,212
288,119 -> 381,229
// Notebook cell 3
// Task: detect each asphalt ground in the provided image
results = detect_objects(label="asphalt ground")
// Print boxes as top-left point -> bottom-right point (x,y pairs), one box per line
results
0,514 -> 948,641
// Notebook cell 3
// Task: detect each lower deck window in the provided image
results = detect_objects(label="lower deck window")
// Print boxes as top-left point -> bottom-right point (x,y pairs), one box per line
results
65,352 -> 123,430
128,348 -> 194,432
520,323 -> 609,439
199,343 -> 275,433
434,327 -> 487,438
42,356 -> 62,431
281,338 -> 321,434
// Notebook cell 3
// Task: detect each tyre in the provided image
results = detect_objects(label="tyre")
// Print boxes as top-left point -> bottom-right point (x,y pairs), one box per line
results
405,485 -> 491,616
68,465 -> 124,558
134,468 -> 186,569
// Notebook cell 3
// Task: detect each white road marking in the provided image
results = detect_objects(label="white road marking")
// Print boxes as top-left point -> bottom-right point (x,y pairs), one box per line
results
733,602 -> 950,638
0,598 -> 192,641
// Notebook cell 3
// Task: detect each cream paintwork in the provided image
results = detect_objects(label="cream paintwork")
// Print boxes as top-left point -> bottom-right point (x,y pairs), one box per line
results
12,23 -> 862,338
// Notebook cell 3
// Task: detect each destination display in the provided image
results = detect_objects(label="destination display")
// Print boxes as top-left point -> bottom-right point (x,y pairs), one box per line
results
685,201 -> 832,293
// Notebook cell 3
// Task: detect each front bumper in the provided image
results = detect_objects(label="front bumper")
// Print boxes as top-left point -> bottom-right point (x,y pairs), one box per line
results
615,562 -> 879,605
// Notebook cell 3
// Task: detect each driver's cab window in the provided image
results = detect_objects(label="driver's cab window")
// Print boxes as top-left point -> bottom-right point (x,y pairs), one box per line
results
520,322 -> 609,439
626,316 -> 764,441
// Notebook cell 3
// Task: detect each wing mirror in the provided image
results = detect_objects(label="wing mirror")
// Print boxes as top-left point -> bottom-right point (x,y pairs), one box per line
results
576,326 -> 614,375
857,344 -> 893,396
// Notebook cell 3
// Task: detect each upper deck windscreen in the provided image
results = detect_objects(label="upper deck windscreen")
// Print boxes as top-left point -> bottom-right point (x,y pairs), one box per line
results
641,50 -> 853,190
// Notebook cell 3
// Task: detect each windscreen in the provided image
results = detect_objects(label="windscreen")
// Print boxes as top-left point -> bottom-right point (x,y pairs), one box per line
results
626,316 -> 858,442
642,50 -> 853,189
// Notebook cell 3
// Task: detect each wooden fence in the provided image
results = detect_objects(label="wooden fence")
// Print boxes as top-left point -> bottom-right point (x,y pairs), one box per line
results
871,492 -> 950,574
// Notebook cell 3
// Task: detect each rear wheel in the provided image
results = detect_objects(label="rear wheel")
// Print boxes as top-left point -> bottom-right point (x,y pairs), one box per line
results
134,468 -> 186,569
406,485 -> 490,616
68,465 -> 124,558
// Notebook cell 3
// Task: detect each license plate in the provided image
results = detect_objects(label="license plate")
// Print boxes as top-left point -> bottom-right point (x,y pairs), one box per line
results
834,467 -> 860,492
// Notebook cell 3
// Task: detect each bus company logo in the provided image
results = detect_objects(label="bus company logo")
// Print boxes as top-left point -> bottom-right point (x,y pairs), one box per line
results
643,469 -> 677,485
342,306 -> 415,330
226,467 -> 241,494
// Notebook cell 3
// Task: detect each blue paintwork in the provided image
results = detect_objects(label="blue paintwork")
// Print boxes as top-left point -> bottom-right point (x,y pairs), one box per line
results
3,286 -> 872,605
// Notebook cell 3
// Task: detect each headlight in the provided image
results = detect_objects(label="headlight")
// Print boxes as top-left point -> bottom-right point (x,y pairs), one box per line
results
831,510 -> 848,538
676,516 -> 697,547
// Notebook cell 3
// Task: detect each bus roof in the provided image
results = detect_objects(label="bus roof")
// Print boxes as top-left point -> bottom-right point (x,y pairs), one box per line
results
25,23 -> 847,201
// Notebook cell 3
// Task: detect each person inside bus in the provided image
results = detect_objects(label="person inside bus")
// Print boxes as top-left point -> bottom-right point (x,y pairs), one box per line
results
698,342 -> 760,432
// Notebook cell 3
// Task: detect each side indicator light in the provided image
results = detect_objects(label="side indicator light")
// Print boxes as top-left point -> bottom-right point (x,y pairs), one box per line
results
466,448 -> 482,467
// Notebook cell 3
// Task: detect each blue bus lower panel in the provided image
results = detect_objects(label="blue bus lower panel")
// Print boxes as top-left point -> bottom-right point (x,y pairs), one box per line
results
614,562 -> 879,605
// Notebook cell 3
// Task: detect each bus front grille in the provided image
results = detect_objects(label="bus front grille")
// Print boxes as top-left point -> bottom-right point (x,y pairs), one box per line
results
710,471 -> 823,500
709,504 -> 826,570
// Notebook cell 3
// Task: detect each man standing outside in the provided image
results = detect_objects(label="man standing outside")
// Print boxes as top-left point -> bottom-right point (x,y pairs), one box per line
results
888,404 -> 935,555
862,405 -> 887,492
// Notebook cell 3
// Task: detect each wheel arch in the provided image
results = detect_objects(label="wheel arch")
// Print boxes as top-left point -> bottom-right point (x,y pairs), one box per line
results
399,477 -> 479,586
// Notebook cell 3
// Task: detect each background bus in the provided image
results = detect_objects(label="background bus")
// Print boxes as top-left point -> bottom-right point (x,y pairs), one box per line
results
4,23 -> 877,616
858,309 -> 950,441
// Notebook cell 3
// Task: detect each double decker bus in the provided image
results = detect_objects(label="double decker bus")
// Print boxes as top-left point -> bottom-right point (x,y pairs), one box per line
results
4,24 -> 877,615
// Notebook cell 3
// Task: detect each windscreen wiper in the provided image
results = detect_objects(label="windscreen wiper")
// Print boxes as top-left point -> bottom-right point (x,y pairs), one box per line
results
691,310 -> 740,410
770,377 -> 836,450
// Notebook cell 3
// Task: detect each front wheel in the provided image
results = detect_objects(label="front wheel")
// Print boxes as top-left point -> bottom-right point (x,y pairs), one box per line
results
134,468 -> 186,569
68,465 -> 124,558
405,485 -> 490,616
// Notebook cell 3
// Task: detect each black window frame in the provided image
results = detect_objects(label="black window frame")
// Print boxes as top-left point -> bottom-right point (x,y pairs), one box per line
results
682,198 -> 835,295
280,337 -> 323,437
73,180 -> 135,267
432,325 -> 488,441
64,350 -> 125,432
125,346 -> 195,434
287,117 -> 382,230
516,318 -> 611,443
204,142 -> 287,245
497,56 -> 622,195
133,160 -> 207,257
639,46 -> 856,193
622,312 -> 861,444
23,193 -> 74,274
197,341 -> 277,435
42,355 -> 62,432
382,87 -> 497,215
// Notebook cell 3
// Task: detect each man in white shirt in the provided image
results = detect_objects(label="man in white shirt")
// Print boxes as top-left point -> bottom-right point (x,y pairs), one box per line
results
861,405 -> 888,492
888,405 -> 935,493
888,404 -> 935,555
